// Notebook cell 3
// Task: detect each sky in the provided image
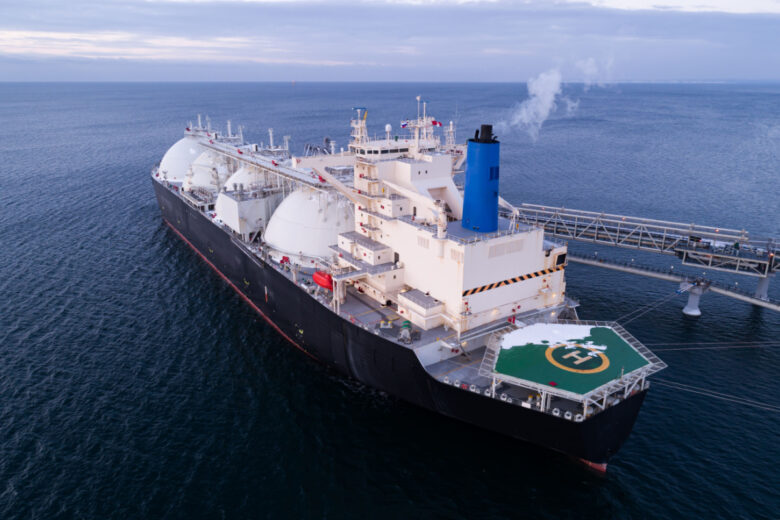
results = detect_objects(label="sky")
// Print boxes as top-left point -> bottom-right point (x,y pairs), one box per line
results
1,0 -> 779,82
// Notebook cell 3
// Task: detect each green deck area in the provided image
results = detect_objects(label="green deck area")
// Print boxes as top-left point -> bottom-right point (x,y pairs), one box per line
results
494,325 -> 650,395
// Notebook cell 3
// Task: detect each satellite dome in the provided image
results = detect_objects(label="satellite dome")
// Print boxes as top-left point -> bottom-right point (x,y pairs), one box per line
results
159,136 -> 204,182
264,188 -> 354,260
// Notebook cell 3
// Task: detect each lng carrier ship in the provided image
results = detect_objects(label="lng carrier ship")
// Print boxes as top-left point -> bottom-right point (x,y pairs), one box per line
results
151,103 -> 666,472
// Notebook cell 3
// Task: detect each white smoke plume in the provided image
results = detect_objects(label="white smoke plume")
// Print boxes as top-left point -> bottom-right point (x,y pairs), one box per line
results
576,57 -> 613,91
499,69 -> 574,141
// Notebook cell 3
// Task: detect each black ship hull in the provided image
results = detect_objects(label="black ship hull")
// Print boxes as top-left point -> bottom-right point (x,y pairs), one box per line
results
153,179 -> 647,469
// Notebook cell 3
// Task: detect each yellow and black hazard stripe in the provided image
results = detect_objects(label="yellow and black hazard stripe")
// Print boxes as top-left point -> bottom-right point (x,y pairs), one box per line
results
462,265 -> 564,297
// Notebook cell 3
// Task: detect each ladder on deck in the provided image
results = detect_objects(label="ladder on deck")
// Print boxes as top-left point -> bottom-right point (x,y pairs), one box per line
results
478,328 -> 511,379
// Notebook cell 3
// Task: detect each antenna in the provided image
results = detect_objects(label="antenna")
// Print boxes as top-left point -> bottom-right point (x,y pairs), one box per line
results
416,95 -> 421,119
268,128 -> 274,148
227,120 -> 232,138
239,125 -> 245,143
283,135 -> 291,151
206,115 -> 211,132
350,107 -> 369,145
197,114 -> 202,128
423,101 -> 428,141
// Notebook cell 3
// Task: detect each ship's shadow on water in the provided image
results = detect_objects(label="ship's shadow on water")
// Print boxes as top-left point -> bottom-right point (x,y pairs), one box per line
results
0,82 -> 778,519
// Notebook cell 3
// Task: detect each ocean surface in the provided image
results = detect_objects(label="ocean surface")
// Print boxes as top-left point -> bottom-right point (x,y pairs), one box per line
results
0,82 -> 778,519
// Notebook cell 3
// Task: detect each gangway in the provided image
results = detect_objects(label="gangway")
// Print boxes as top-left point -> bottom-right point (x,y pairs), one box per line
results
500,203 -> 777,302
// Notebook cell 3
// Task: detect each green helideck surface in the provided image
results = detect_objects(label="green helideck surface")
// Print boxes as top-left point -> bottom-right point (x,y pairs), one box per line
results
494,326 -> 650,395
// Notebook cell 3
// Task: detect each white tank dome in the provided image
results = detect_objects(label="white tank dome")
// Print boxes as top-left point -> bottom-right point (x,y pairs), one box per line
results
159,136 -> 204,182
224,166 -> 262,191
264,188 -> 354,260
183,151 -> 230,191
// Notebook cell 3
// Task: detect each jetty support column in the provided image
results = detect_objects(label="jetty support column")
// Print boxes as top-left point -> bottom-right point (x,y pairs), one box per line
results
754,276 -> 771,301
682,283 -> 705,317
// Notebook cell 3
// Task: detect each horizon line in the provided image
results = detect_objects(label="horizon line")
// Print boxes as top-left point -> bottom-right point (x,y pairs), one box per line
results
2,79 -> 780,85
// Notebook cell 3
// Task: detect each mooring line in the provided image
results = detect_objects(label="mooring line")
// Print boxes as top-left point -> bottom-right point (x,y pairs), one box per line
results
617,290 -> 685,325
646,340 -> 780,346
654,379 -> 780,413
653,344 -> 780,352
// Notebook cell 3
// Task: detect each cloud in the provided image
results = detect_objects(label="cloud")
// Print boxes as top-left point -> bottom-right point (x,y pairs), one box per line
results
1,0 -> 779,81
0,30 -> 356,65
148,0 -> 780,13
562,0 -> 780,14
481,47 -> 534,56
152,0 -> 501,4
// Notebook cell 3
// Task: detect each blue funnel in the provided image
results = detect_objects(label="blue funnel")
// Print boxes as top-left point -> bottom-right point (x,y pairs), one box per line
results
462,124 -> 499,233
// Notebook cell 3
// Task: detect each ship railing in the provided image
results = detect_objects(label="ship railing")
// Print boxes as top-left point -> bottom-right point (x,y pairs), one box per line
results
556,319 -> 667,371
446,226 -> 526,245
397,215 -> 530,245
479,358 -> 662,417
200,138 -> 332,192
506,204 -> 778,275
567,253 -> 780,305
475,319 -> 666,417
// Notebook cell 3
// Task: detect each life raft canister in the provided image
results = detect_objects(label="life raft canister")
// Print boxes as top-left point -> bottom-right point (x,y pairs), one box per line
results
312,270 -> 333,291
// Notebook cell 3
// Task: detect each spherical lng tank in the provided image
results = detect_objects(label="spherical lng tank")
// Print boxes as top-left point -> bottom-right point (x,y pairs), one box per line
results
263,188 -> 354,262
158,136 -> 204,182
183,151 -> 230,191
224,166 -> 264,191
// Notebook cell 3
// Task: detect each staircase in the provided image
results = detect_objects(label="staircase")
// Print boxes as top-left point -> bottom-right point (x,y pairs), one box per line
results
478,329 -> 509,379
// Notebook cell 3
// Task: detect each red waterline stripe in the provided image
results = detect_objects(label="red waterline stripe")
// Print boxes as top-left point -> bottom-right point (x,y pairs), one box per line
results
163,219 -> 316,360
577,458 -> 608,475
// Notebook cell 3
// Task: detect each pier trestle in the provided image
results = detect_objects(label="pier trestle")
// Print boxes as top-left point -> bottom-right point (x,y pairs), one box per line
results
565,252 -> 780,315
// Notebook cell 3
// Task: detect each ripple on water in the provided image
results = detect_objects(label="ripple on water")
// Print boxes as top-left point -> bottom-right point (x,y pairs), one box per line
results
0,83 -> 778,519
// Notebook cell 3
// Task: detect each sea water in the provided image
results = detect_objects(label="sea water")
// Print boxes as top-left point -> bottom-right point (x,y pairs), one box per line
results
0,82 -> 778,519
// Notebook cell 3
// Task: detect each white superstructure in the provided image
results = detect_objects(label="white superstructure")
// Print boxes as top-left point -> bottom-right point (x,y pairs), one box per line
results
326,111 -> 567,334
159,103 -> 569,337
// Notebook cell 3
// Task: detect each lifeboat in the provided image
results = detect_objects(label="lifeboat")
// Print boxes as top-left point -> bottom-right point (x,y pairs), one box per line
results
312,271 -> 333,291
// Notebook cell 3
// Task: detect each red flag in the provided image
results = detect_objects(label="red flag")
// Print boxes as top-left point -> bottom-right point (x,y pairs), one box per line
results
237,149 -> 243,154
